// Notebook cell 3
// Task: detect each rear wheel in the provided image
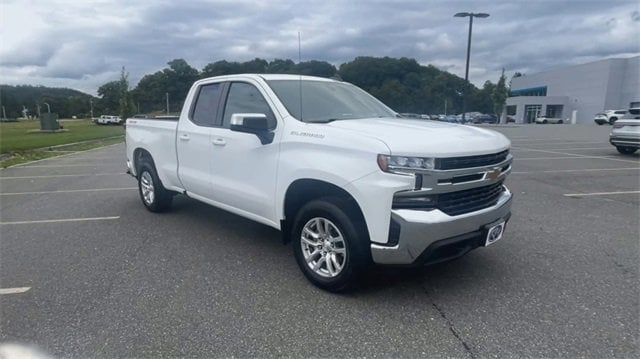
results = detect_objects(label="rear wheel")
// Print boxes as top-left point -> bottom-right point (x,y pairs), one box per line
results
558,120 -> 563,124
542,119 -> 548,124
137,161 -> 173,212
616,146 -> 638,155
292,198 -> 370,292
609,117 -> 618,125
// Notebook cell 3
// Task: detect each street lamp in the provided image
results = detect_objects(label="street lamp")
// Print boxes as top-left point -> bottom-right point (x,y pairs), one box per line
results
44,102 -> 51,114
454,12 -> 489,123
165,92 -> 170,114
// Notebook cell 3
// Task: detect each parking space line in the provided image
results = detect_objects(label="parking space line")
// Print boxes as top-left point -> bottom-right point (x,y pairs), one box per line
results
18,164 -> 123,168
511,147 -> 639,164
543,147 -> 613,151
512,168 -> 640,174
0,216 -> 120,225
0,187 -> 137,196
511,167 -> 640,175
564,191 -> 640,197
516,155 -> 631,161
0,173 -> 124,179
511,140 -> 605,145
0,287 -> 31,295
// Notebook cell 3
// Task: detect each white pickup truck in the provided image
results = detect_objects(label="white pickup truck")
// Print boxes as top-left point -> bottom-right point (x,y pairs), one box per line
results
126,74 -> 513,291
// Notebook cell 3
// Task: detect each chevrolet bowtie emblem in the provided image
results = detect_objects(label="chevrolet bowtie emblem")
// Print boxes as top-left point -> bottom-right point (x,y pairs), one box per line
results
486,168 -> 502,180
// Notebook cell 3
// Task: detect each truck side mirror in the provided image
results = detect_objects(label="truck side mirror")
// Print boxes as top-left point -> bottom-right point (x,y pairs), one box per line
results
230,113 -> 275,145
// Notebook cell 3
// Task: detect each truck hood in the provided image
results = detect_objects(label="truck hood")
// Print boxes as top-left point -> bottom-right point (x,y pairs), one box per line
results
328,118 -> 510,156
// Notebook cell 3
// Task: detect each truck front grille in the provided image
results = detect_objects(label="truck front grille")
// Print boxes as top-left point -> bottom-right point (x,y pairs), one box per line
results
392,181 -> 506,215
436,150 -> 509,170
437,181 -> 505,216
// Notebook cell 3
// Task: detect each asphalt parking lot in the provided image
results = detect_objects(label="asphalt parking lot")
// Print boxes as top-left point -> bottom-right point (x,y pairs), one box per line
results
1,124 -> 638,358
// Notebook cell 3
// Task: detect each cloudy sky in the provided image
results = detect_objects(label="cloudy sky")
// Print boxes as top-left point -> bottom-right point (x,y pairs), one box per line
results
1,0 -> 638,95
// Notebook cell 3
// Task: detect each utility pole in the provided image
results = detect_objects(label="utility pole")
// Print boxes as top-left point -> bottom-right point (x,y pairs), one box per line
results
90,98 -> 94,118
444,99 -> 448,115
165,92 -> 170,114
454,12 -> 490,123
37,104 -> 41,117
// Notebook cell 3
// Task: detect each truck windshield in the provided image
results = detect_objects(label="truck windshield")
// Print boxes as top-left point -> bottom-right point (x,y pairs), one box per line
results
266,80 -> 396,123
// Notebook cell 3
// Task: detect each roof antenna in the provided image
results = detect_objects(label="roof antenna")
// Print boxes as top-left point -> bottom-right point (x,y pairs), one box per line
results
298,31 -> 304,121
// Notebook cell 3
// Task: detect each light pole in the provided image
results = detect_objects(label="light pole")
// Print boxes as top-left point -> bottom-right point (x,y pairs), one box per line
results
165,92 -> 170,114
454,12 -> 489,123
44,102 -> 51,114
89,98 -> 94,119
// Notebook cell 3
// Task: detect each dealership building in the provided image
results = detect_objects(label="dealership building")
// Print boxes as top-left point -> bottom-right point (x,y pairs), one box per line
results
505,56 -> 640,124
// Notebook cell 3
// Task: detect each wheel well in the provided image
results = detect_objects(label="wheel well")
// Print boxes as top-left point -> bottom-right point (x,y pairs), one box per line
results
281,179 -> 368,244
133,148 -> 154,176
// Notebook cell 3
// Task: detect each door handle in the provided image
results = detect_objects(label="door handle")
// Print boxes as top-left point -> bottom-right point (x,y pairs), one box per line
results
212,138 -> 226,146
179,134 -> 190,141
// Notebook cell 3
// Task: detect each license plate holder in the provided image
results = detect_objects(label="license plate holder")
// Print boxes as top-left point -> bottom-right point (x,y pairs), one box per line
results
484,220 -> 505,246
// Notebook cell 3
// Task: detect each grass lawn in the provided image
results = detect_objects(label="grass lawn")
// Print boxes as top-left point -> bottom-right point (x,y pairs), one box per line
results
0,119 -> 124,153
0,119 -> 125,168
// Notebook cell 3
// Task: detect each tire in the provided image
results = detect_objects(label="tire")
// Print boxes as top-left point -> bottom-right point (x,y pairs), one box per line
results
558,120 -> 563,124
542,120 -> 548,124
596,122 -> 603,126
291,198 -> 370,292
609,117 -> 617,125
616,146 -> 638,155
137,161 -> 173,212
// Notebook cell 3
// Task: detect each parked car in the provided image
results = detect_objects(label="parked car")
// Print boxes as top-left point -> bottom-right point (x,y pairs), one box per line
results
594,109 -> 628,125
610,119 -> 639,155
97,115 -> 122,125
621,107 -> 640,120
474,114 -> 498,124
535,116 -> 565,124
506,116 -> 517,123
125,74 -> 513,291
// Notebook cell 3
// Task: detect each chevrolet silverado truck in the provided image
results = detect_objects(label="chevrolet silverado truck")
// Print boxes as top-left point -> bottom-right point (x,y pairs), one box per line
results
126,74 -> 513,291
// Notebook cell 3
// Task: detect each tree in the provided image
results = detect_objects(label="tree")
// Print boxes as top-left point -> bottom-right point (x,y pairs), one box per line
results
164,59 -> 199,112
266,59 -> 296,73
295,60 -> 337,77
97,81 -> 120,115
492,69 -> 508,122
118,66 -> 135,120
133,59 -> 199,113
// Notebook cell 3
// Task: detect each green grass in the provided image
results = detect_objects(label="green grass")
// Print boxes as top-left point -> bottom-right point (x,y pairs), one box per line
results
0,120 -> 125,168
0,119 -> 124,153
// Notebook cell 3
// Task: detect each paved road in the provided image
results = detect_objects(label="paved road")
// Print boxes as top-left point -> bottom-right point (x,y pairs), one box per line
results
1,125 -> 638,358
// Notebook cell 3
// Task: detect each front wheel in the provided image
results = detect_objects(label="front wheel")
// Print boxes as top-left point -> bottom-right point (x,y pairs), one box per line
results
138,162 -> 173,212
292,198 -> 370,292
617,146 -> 638,155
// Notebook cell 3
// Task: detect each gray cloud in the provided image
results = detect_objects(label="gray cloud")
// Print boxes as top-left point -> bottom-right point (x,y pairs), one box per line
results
0,0 -> 638,95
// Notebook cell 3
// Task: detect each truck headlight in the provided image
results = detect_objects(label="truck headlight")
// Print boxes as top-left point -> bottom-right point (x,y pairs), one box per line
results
377,154 -> 435,173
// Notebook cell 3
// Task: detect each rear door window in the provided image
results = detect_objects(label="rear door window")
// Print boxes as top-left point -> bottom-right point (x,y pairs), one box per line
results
191,83 -> 223,127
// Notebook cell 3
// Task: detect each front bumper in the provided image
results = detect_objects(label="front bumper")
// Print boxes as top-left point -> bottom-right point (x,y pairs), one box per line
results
371,186 -> 512,265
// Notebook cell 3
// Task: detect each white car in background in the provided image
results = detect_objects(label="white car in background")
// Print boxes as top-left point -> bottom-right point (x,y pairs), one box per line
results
594,109 -> 628,125
97,115 -> 122,125
610,119 -> 639,155
535,116 -> 565,124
